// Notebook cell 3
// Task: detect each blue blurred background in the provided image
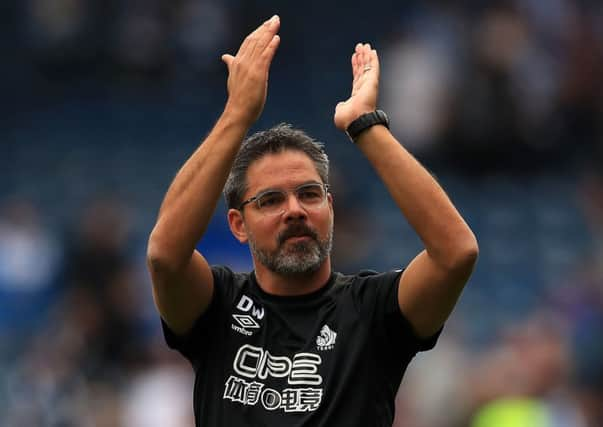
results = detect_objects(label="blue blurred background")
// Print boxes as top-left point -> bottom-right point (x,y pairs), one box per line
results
1,1 -> 602,426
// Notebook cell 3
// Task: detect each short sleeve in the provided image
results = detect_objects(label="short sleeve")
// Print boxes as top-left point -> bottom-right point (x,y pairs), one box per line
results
160,265 -> 237,364
353,270 -> 442,356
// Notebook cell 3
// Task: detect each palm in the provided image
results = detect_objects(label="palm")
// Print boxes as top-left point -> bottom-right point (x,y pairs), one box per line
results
334,43 -> 380,131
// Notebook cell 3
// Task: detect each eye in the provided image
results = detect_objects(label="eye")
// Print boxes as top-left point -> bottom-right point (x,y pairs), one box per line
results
258,191 -> 285,208
297,185 -> 323,202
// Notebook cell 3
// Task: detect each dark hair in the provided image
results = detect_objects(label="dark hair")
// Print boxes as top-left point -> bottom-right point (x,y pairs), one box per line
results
224,123 -> 330,210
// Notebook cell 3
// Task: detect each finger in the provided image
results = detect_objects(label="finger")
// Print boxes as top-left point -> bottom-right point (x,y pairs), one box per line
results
245,15 -> 279,60
237,16 -> 275,58
362,45 -> 378,76
260,34 -> 281,67
358,43 -> 377,78
236,31 -> 253,57
251,15 -> 280,58
353,44 -> 363,80
363,43 -> 371,67
222,54 -> 235,70
370,48 -> 380,75
355,43 -> 365,73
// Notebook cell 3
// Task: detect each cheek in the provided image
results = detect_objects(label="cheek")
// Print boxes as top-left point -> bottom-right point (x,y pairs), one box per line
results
251,217 -> 281,244
315,211 -> 334,235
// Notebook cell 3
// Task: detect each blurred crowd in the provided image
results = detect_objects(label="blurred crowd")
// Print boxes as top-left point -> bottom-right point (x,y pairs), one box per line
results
381,0 -> 603,175
2,0 -> 602,426
8,0 -> 235,81
5,0 -> 603,173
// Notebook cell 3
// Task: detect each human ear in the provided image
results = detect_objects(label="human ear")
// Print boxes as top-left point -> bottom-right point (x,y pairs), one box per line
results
227,209 -> 248,243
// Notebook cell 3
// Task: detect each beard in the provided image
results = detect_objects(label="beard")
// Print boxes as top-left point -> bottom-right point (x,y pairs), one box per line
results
248,220 -> 333,276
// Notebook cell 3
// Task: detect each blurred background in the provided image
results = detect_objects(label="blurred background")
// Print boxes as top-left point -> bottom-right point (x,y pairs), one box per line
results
1,0 -> 602,426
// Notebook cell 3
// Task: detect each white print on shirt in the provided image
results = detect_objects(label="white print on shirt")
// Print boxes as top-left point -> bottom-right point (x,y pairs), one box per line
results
231,295 -> 264,336
224,344 -> 324,413
236,295 -> 265,319
233,344 -> 322,384
316,324 -> 337,351
223,376 -> 323,412
232,314 -> 260,329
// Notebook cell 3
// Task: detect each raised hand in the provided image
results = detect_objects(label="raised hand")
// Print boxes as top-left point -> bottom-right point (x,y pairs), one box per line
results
222,15 -> 281,126
334,43 -> 380,131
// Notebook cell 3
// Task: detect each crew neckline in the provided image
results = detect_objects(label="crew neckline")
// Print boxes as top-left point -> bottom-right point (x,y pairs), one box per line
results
250,271 -> 336,304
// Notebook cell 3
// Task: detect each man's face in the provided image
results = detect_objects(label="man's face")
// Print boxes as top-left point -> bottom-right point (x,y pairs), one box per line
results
238,150 -> 333,276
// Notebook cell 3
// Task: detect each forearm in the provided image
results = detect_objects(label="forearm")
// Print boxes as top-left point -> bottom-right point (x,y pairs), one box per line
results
149,110 -> 250,269
356,125 -> 477,267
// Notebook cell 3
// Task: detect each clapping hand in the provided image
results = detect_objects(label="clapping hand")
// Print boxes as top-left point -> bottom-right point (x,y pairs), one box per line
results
222,15 -> 281,126
334,43 -> 380,132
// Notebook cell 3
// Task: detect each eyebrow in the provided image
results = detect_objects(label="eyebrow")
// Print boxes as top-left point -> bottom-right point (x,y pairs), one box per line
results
251,180 -> 322,196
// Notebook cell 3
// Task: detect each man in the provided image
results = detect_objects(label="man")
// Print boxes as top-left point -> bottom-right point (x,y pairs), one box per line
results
147,15 -> 478,427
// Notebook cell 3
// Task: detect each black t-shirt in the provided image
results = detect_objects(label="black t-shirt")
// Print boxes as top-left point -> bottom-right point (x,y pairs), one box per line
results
162,266 -> 440,427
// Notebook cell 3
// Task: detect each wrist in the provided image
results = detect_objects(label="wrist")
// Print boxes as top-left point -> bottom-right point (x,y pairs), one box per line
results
353,122 -> 390,146
346,110 -> 390,142
218,107 -> 254,136
223,101 -> 258,129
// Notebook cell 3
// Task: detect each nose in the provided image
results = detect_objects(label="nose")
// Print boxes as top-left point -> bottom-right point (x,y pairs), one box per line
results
282,192 -> 307,220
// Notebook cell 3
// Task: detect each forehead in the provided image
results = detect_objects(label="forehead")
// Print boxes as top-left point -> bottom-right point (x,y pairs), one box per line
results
245,150 -> 321,194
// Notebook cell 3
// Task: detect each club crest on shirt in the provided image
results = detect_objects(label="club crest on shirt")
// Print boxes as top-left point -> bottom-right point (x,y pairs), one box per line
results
316,324 -> 337,351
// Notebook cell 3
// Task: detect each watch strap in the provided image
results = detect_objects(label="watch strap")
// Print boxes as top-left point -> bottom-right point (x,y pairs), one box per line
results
346,110 -> 390,141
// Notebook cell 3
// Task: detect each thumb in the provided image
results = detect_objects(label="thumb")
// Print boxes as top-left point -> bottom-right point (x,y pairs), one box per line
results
335,101 -> 347,112
222,54 -> 235,70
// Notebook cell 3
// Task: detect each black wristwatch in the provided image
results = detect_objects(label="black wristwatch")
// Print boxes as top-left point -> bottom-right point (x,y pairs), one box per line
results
346,110 -> 390,142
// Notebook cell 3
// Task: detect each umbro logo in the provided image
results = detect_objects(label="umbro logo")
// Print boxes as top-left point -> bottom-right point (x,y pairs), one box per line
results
231,295 -> 264,336
316,324 -> 337,351
233,314 -> 260,329
231,314 -> 258,336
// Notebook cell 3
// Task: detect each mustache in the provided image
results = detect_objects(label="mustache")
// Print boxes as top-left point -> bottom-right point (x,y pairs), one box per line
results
277,222 -> 318,245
